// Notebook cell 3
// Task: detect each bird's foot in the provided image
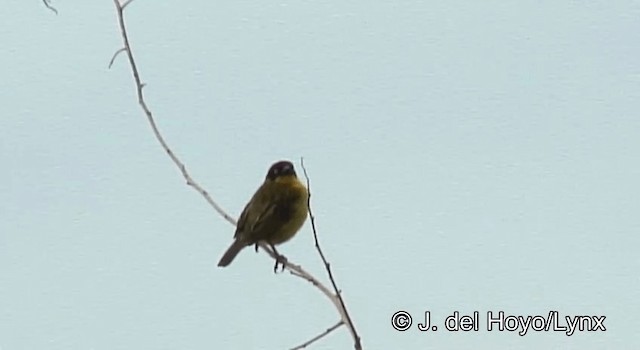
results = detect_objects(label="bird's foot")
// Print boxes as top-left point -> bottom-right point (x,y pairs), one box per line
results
273,253 -> 288,273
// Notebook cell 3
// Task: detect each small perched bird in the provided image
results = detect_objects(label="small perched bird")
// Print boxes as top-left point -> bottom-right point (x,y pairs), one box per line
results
217,160 -> 308,271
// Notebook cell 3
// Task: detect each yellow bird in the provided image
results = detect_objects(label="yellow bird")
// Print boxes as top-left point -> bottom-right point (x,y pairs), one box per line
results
217,160 -> 308,270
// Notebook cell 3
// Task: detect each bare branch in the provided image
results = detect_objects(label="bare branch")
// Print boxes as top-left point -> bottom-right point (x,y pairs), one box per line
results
122,0 -> 136,9
108,48 -> 127,69
301,158 -> 363,350
42,0 -> 58,15
111,0 -> 235,225
111,2 -> 362,348
290,320 -> 344,350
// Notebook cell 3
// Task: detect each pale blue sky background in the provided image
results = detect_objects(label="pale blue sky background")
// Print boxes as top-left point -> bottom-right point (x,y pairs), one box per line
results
1,1 -> 639,349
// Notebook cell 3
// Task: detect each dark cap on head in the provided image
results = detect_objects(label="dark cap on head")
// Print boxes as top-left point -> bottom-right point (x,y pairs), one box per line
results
266,160 -> 296,180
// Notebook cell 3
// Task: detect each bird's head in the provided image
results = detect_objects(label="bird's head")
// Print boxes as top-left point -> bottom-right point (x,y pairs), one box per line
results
265,160 -> 297,181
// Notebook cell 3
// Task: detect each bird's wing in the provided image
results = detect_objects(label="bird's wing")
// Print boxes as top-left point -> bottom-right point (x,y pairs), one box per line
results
234,184 -> 277,242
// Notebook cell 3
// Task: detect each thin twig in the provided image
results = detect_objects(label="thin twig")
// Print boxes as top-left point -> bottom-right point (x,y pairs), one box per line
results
301,157 -> 363,350
288,262 -> 347,322
42,0 -> 58,15
112,0 -> 235,226
122,0 -> 136,9
108,48 -> 127,68
290,320 -> 344,350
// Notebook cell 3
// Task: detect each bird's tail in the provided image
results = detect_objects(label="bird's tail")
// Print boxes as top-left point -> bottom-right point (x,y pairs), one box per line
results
217,239 -> 246,267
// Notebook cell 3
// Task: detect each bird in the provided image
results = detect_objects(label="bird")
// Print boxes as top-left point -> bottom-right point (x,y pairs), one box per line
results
217,160 -> 308,271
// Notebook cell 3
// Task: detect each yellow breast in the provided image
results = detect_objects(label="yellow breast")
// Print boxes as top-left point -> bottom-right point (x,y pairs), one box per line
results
269,177 -> 308,245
